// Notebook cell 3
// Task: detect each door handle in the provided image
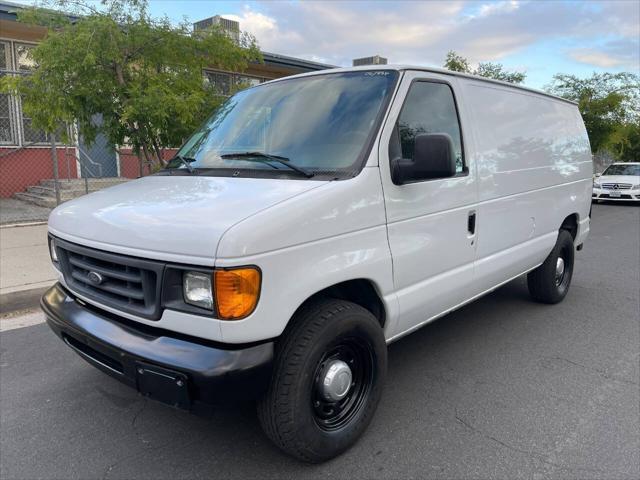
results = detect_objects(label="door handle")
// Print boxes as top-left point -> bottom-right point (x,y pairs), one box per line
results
467,210 -> 476,236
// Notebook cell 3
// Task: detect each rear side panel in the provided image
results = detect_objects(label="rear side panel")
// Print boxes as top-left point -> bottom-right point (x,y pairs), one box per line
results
458,80 -> 592,293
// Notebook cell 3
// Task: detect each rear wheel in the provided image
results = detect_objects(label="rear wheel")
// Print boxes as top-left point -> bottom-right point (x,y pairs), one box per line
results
527,229 -> 575,304
257,298 -> 386,463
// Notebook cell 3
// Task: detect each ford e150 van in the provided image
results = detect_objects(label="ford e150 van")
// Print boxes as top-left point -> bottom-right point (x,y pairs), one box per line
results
42,66 -> 592,462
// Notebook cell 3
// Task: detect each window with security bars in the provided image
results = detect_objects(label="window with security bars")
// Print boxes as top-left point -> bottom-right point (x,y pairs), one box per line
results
0,44 -> 17,143
0,40 -> 65,146
0,42 -> 16,144
22,117 -> 48,143
14,43 -> 50,144
204,71 -> 232,95
236,75 -> 262,88
0,89 -> 16,144
15,43 -> 36,71
204,70 -> 266,96
0,41 -> 10,70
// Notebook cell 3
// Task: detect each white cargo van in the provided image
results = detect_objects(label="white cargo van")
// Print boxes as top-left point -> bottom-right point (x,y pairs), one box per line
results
42,66 -> 592,462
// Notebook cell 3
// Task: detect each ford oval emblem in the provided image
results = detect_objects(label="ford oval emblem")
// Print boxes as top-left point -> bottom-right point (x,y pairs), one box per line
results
87,271 -> 104,285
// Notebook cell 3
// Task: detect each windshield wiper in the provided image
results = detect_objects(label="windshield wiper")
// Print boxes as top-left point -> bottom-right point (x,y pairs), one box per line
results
220,151 -> 314,178
168,155 -> 196,174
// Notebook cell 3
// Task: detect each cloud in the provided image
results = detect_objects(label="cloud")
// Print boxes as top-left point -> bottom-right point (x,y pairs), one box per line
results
597,0 -> 640,38
571,51 -> 625,68
224,8 -> 305,53
221,1 -> 639,72
570,38 -> 640,70
474,0 -> 521,18
223,1 -> 465,65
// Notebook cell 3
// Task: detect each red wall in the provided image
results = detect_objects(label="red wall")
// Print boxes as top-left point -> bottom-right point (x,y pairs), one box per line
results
118,148 -> 178,179
0,147 -> 78,198
0,147 -> 179,197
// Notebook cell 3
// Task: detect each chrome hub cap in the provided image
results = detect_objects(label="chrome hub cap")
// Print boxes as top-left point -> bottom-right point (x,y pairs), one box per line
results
320,360 -> 353,402
555,257 -> 565,285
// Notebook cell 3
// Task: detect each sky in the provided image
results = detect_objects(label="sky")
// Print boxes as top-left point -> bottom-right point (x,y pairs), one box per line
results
13,0 -> 640,89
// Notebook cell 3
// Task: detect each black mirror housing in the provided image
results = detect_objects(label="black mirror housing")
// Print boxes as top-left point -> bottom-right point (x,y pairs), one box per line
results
391,133 -> 458,185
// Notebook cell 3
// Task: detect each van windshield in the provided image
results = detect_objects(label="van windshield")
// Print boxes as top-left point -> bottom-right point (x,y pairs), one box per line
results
169,70 -> 399,179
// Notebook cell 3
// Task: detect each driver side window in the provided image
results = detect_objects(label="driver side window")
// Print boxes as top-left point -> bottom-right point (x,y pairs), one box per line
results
391,81 -> 465,174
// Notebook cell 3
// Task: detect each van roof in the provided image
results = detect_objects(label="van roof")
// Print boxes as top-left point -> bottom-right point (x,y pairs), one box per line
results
266,64 -> 579,107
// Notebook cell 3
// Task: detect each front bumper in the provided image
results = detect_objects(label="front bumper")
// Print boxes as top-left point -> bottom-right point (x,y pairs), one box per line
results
592,188 -> 640,201
42,283 -> 274,413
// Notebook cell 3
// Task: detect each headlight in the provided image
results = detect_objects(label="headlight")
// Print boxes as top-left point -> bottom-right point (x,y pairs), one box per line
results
183,271 -> 213,310
633,184 -> 640,190
214,267 -> 261,320
182,267 -> 261,318
593,182 -> 601,188
49,238 -> 59,263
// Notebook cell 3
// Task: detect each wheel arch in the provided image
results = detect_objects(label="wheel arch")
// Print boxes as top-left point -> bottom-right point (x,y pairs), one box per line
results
291,278 -> 387,329
560,213 -> 579,241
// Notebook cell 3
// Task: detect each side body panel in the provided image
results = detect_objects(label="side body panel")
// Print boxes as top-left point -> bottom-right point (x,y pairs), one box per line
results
457,79 -> 593,294
377,72 -> 479,340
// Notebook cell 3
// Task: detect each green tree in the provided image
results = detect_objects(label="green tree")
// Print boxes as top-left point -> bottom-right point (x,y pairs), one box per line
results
443,51 -> 470,73
443,50 -> 526,84
474,62 -> 526,84
0,0 -> 261,170
545,72 -> 639,156
609,121 -> 640,162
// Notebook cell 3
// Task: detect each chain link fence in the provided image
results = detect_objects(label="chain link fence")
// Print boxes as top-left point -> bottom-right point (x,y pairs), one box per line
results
0,126 -> 162,225
1,53 -> 185,225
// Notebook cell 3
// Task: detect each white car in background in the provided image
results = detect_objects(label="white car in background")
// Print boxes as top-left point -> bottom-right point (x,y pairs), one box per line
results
593,162 -> 640,202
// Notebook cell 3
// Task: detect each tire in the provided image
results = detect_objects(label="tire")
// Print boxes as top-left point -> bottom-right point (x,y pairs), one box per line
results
257,298 -> 387,463
527,229 -> 575,304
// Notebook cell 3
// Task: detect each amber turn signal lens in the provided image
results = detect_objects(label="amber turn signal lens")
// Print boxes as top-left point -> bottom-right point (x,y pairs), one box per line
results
214,267 -> 261,320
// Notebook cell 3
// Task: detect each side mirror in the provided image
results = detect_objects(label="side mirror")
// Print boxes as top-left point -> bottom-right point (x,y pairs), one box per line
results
595,173 -> 602,177
391,133 -> 457,185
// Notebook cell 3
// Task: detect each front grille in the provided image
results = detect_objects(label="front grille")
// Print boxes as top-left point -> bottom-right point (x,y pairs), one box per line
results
602,183 -> 632,190
54,238 -> 164,320
600,193 -> 633,199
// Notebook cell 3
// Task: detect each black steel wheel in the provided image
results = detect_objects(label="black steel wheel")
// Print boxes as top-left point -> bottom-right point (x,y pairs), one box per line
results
258,298 -> 386,463
311,337 -> 375,432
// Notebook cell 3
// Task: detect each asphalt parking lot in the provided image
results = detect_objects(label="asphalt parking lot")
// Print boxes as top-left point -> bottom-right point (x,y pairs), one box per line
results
1,203 -> 638,480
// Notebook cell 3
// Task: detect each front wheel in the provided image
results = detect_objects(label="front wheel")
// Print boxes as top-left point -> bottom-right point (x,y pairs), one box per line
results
527,229 -> 575,304
257,298 -> 387,463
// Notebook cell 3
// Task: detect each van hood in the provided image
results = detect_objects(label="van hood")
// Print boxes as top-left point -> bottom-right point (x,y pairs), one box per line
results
48,175 -> 327,265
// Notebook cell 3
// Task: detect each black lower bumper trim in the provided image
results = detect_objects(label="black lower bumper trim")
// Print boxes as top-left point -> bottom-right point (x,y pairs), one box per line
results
41,283 -> 274,412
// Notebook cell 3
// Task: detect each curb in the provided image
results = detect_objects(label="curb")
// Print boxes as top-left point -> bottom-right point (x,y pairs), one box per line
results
0,286 -> 49,315
0,221 -> 48,229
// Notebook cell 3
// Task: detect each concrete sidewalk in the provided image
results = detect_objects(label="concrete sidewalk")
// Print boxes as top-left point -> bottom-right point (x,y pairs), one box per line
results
0,224 -> 56,313
0,198 -> 52,225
